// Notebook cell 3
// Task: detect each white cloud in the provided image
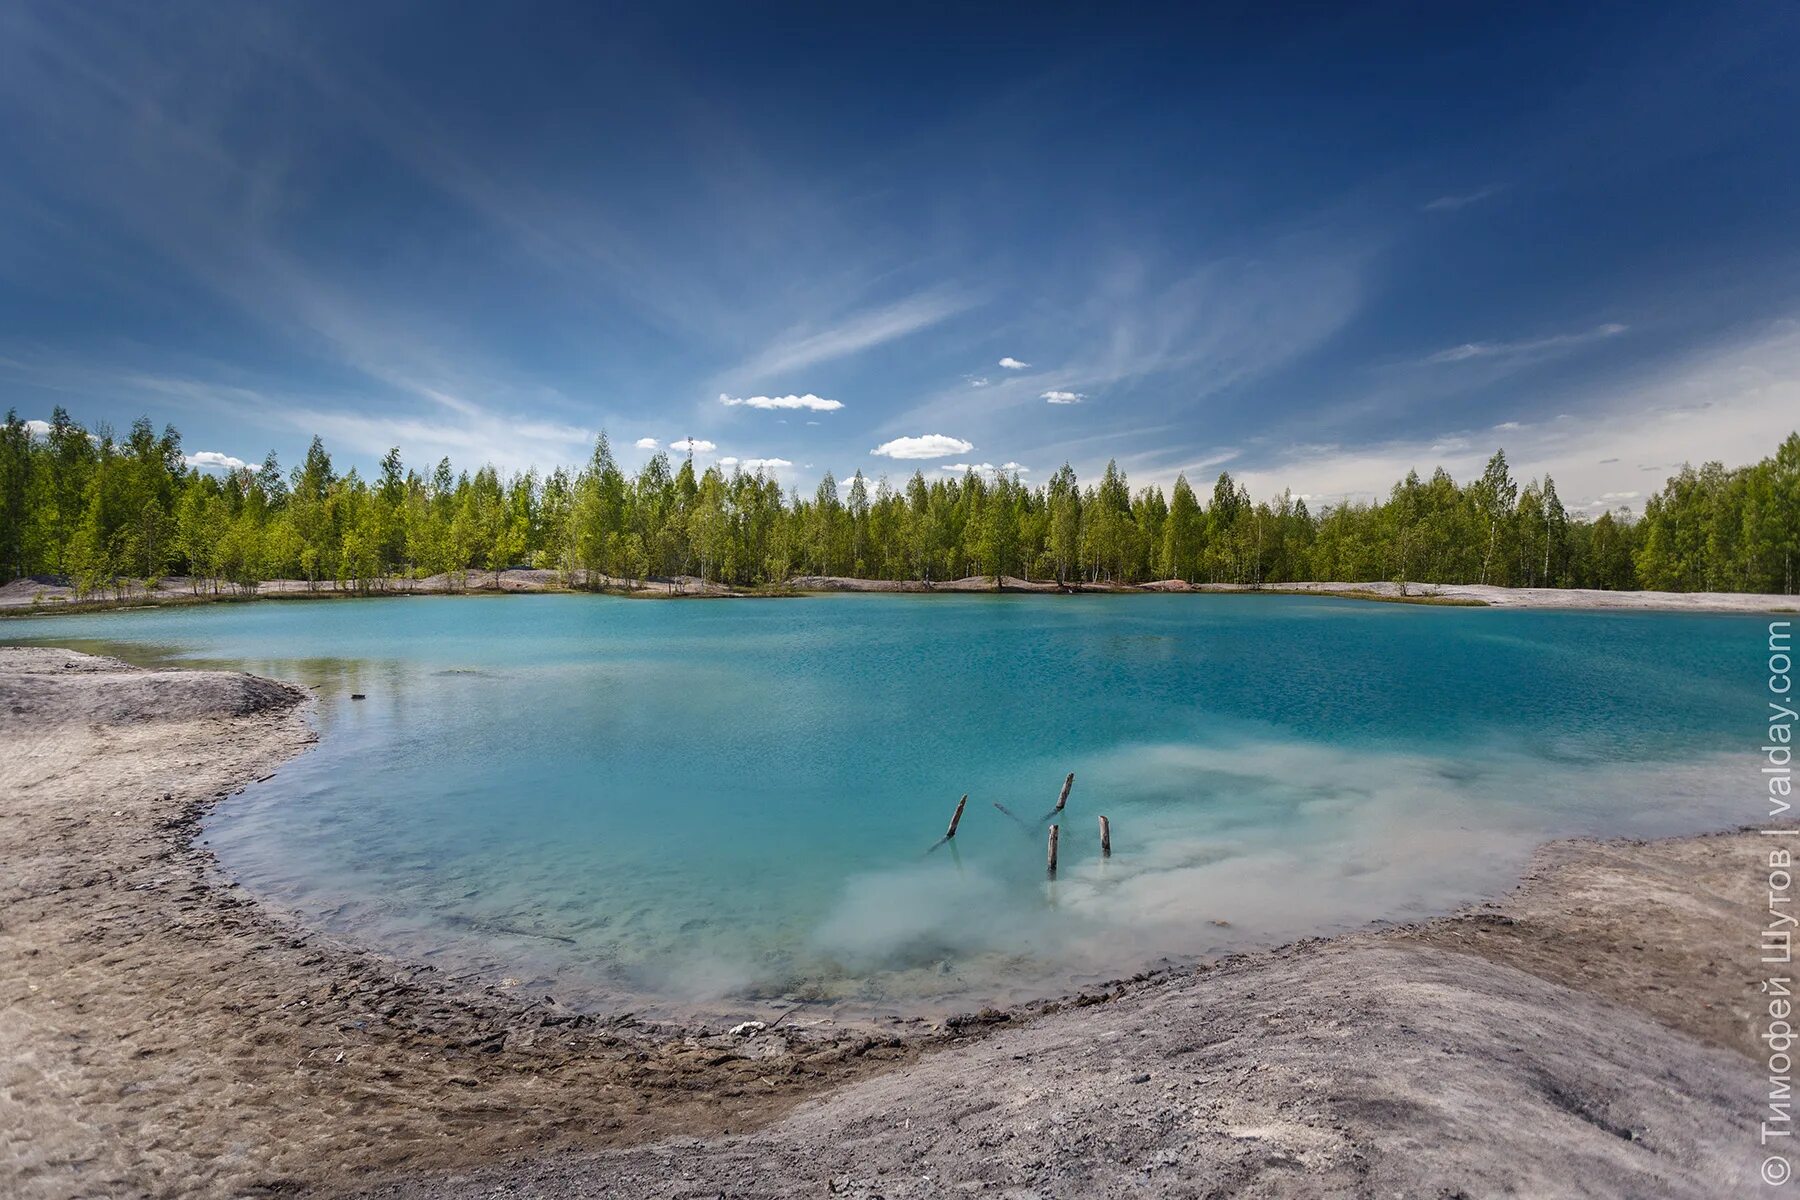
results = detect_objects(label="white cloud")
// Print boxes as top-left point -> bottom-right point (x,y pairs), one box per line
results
185,450 -> 249,471
871,434 -> 974,460
669,438 -> 716,453
634,437 -> 659,450
942,462 -> 996,473
1428,323 -> 1627,364
718,392 -> 843,412
1000,462 -> 1030,474
716,454 -> 793,475
998,356 -> 1030,369
24,418 -> 50,436
969,377 -> 989,388
1041,390 -> 1084,404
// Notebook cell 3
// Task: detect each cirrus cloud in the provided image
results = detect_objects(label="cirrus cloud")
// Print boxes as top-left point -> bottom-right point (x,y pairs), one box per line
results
718,392 -> 843,412
1427,323 -> 1627,364
871,434 -> 974,459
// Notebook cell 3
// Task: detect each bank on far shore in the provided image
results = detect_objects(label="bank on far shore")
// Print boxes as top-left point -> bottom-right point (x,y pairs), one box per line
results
3,569 -> 1796,615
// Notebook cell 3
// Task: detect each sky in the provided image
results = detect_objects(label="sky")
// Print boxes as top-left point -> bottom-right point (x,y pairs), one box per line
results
2,1 -> 1798,514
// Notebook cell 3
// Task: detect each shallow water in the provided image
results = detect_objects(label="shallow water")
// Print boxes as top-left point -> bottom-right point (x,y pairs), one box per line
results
4,593 -> 1763,1018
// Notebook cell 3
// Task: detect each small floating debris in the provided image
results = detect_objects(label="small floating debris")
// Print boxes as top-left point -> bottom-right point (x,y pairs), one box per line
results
350,693 -> 366,700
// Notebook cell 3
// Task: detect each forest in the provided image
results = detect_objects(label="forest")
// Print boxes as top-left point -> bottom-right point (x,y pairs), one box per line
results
1,408 -> 1796,597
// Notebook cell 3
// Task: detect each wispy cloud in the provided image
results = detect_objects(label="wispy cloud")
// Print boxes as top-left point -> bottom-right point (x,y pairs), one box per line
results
727,290 -> 970,383
1041,390 -> 1083,404
1422,185 -> 1501,212
884,236 -> 1369,441
718,392 -> 843,411
0,11 -> 616,476
1231,319 -> 1800,513
1427,322 -> 1627,364
871,434 -> 973,459
998,356 -> 1030,369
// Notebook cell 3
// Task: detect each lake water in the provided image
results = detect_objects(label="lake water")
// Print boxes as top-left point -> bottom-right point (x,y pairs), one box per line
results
3,593 -> 1760,1020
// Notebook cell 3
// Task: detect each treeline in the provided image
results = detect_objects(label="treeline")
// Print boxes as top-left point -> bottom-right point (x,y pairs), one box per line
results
1,408 -> 1796,596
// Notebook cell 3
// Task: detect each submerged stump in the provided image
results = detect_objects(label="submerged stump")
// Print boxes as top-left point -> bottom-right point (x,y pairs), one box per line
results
946,794 -> 968,840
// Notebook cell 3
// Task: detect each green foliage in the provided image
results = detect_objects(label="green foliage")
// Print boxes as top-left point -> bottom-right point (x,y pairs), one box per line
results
2,406 -> 1796,596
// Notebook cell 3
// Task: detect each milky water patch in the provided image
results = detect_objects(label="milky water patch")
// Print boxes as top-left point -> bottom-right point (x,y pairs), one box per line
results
796,738 -> 1746,1007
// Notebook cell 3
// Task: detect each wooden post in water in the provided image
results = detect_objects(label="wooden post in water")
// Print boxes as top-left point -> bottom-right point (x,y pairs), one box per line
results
1046,823 -> 1060,875
946,794 -> 968,840
1098,814 -> 1111,857
1056,772 -> 1075,812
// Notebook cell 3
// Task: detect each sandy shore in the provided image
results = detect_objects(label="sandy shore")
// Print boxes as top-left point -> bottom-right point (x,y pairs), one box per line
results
4,570 -> 1795,612
0,649 -> 1769,1197
0,570 -> 736,610
1188,578 -> 1800,612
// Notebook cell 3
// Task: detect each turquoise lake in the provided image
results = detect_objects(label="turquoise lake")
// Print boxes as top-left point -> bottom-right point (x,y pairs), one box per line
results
3,594 -> 1761,1018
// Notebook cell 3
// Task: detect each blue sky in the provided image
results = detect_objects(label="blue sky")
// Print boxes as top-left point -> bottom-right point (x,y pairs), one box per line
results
2,2 -> 1798,512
